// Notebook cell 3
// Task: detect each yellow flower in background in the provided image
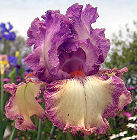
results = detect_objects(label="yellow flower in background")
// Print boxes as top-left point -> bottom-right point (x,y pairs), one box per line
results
15,51 -> 20,58
0,55 -> 9,75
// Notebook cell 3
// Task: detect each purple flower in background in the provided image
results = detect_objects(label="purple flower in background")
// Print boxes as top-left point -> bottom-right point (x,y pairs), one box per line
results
0,22 -> 16,41
124,112 -> 131,118
8,56 -> 17,67
127,86 -> 135,90
36,99 -> 42,103
4,3 -> 132,135
4,78 -> 10,83
16,76 -> 21,83
0,36 -> 2,41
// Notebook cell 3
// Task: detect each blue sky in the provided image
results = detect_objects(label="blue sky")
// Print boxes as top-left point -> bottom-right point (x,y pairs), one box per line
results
0,0 -> 137,38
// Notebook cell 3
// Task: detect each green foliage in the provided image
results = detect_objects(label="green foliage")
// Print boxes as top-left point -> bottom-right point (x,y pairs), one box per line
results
104,21 -> 137,140
105,21 -> 137,79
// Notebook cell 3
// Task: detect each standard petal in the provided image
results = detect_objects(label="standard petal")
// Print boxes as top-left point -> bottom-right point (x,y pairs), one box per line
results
25,4 -> 110,82
44,75 -> 131,135
57,40 -> 100,76
58,47 -> 86,73
5,81 -> 46,130
66,4 -> 110,71
25,10 -> 75,82
66,3 -> 98,39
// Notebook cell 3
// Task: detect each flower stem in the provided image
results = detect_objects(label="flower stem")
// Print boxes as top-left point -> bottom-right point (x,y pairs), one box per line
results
0,73 -> 4,119
83,135 -> 89,140
66,133 -> 73,140
9,126 -> 16,140
37,119 -> 42,140
48,125 -> 57,140
2,39 -> 7,54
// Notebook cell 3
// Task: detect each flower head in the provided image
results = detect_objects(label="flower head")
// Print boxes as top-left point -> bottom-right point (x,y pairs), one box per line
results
4,78 -> 10,83
24,3 -> 110,82
8,56 -> 18,67
4,3 -> 132,135
127,86 -> 135,90
0,22 -> 16,41
124,112 -> 131,118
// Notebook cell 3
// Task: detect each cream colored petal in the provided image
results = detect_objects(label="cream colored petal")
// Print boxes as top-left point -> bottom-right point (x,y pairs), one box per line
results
45,76 -> 114,134
83,77 -> 112,128
45,75 -> 131,135
5,82 -> 46,130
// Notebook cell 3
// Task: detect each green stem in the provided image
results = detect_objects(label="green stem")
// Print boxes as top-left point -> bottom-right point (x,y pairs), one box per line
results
37,119 -> 42,140
2,39 -> 7,54
0,73 -> 4,119
2,118 -> 8,137
66,133 -> 73,140
9,126 -> 16,140
83,135 -> 89,140
48,125 -> 57,140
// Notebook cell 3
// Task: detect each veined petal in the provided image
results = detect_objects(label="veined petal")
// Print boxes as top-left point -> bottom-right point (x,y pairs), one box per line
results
66,3 -> 98,40
44,75 -> 131,135
25,10 -> 75,82
4,81 -> 46,130
95,67 -> 128,80
66,4 -> 110,74
25,4 -> 110,82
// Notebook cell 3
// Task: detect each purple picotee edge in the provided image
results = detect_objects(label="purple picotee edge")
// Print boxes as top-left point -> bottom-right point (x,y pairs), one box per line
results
4,82 -> 46,131
44,75 -> 132,135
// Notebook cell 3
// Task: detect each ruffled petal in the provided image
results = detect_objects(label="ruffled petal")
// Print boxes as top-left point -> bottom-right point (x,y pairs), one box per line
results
58,47 -> 86,73
90,29 -> 110,63
44,74 -> 131,135
66,3 -> 110,70
95,67 -> 128,80
4,81 -> 46,130
66,3 -> 98,39
25,4 -> 110,82
24,47 -> 41,71
77,39 -> 100,75
25,10 -> 75,82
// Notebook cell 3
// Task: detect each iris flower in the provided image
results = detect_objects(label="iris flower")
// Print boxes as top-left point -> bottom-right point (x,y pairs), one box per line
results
0,22 -> 16,41
8,56 -> 18,67
4,4 -> 132,135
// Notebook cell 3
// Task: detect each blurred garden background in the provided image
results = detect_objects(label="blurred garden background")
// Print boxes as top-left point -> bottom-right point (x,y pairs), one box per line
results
0,0 -> 137,140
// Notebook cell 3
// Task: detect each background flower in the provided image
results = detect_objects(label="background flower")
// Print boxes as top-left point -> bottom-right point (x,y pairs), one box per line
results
0,22 -> 16,41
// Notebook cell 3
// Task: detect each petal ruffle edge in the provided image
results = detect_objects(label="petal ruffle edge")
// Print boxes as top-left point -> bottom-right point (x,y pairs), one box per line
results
4,81 -> 46,130
44,73 -> 131,135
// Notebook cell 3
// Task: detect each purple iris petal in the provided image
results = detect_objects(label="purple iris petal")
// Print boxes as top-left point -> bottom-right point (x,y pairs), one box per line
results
8,56 -> 17,67
66,4 -> 110,71
8,32 -> 16,41
25,4 -> 110,82
0,22 -> 16,41
25,10 -> 75,82
58,46 -> 86,73
0,23 -> 6,32
8,22 -> 13,31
